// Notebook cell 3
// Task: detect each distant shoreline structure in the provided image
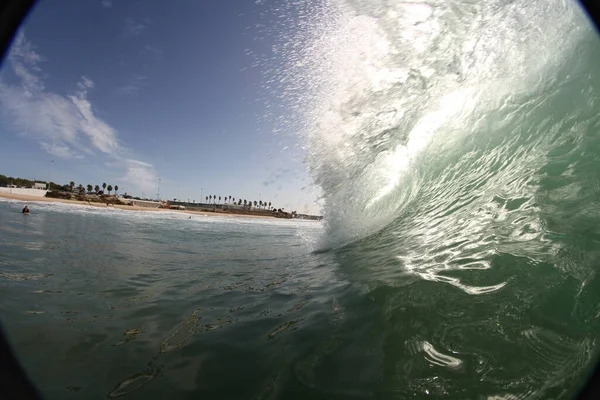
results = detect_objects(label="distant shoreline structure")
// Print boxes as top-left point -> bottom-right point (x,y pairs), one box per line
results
0,191 -> 323,221
166,200 -> 323,220
0,174 -> 323,220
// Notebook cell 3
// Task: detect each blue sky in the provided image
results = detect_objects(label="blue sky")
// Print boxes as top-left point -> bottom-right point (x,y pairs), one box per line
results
0,0 -> 320,213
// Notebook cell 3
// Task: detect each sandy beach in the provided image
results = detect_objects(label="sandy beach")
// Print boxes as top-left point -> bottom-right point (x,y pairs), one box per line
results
0,192 -> 276,219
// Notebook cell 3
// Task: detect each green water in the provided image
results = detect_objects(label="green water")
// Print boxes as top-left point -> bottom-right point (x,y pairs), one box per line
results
0,203 -> 334,398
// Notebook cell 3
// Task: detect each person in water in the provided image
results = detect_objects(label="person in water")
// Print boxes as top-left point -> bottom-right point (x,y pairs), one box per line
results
22,206 -> 29,214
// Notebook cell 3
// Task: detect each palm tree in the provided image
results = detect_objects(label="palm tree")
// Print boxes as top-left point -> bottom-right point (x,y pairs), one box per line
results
243,199 -> 247,206
213,194 -> 216,204
238,199 -> 242,205
102,182 -> 107,190
259,200 -> 263,209
114,185 -> 119,195
77,184 -> 84,194
86,184 -> 92,193
219,196 -> 222,204
107,185 -> 113,195
205,196 -> 208,203
94,185 -> 100,193
229,195 -> 232,203
69,181 -> 75,192
268,202 -> 271,209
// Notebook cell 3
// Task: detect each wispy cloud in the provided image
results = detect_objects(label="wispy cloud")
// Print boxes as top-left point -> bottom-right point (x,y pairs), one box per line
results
116,74 -> 147,96
106,159 -> 158,194
124,18 -> 150,38
0,35 -> 116,157
76,75 -> 94,97
121,159 -> 158,194
0,32 -> 157,193
143,44 -> 163,57
40,141 -> 82,159
101,0 -> 112,8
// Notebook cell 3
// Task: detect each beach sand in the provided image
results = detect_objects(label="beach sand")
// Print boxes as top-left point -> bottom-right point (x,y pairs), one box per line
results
0,192 -> 275,219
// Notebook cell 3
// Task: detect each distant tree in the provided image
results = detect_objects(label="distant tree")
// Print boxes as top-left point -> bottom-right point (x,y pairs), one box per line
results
205,196 -> 208,203
213,194 -> 216,204
102,183 -> 107,191
69,181 -> 75,192
114,185 -> 119,195
219,196 -> 222,204
254,201 -> 257,208
259,200 -> 263,209
94,185 -> 100,193
77,184 -> 84,194
268,202 -> 271,209
209,195 -> 212,203
107,185 -> 113,195
87,184 -> 92,193
238,199 -> 242,205
232,197 -> 235,203
243,199 -> 247,206
229,195 -> 232,203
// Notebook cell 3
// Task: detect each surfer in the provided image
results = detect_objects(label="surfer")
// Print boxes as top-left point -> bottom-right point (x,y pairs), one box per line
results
22,206 -> 30,214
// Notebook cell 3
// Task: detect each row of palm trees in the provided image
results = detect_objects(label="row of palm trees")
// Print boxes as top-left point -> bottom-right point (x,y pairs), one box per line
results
69,181 -> 119,196
202,195 -> 273,210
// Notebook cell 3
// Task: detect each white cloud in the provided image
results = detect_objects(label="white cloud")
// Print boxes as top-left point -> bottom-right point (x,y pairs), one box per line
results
124,18 -> 150,37
77,75 -> 94,91
8,33 -> 44,93
116,74 -> 147,96
105,158 -> 157,194
75,75 -> 94,98
9,33 -> 43,65
101,0 -> 112,8
69,94 -> 119,153
121,159 -> 158,194
143,44 -> 162,57
40,142 -> 81,158
0,32 -> 158,194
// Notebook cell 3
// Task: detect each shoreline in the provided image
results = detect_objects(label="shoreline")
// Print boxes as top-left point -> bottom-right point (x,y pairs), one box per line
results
0,192 -> 277,220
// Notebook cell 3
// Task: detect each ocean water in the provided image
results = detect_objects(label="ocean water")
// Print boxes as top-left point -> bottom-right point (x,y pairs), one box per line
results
4,0 -> 600,399
0,200 -> 331,399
